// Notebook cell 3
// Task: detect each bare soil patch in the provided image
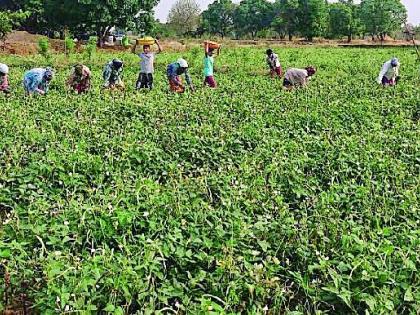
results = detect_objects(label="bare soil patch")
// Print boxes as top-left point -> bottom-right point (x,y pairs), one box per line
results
1,31 -> 419,56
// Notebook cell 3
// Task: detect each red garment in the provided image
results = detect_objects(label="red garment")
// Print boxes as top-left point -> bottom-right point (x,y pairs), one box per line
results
73,81 -> 90,93
68,66 -> 91,93
169,76 -> 185,93
0,75 -> 9,91
271,67 -> 282,78
204,76 -> 217,88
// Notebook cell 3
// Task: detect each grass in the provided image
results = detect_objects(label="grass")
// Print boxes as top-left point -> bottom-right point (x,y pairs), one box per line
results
0,47 -> 419,314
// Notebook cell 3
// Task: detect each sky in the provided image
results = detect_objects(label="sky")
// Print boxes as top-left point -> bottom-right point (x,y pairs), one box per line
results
155,0 -> 420,25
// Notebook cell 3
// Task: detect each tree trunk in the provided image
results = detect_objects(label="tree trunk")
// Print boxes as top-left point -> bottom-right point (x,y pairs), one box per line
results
379,33 -> 385,41
288,33 -> 293,41
347,33 -> 352,43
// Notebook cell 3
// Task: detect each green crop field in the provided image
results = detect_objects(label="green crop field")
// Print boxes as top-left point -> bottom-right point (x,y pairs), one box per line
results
0,47 -> 419,314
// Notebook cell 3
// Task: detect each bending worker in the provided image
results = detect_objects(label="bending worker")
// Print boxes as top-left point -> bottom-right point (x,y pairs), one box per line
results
167,58 -> 194,93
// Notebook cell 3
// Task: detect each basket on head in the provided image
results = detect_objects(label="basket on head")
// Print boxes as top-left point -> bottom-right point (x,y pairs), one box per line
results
204,41 -> 220,50
137,36 -> 155,46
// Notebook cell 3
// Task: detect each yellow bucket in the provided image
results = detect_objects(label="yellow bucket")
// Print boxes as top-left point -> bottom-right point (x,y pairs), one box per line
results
137,36 -> 155,46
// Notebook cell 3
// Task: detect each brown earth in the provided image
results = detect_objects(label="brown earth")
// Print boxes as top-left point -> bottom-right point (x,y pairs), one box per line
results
1,31 -> 64,55
1,31 -> 419,56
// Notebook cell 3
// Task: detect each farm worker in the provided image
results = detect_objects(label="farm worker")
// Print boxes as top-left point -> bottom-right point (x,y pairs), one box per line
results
167,58 -> 194,93
0,63 -> 11,95
103,59 -> 125,90
203,42 -> 220,88
377,57 -> 400,86
266,49 -> 283,78
23,67 -> 54,96
67,64 -> 92,94
283,66 -> 316,90
132,39 -> 162,90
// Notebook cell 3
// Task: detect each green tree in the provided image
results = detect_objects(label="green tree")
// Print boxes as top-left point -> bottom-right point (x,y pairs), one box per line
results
201,0 -> 236,38
328,1 -> 363,42
167,0 -> 201,35
3,0 -> 45,33
13,0 -> 159,43
78,0 -> 159,44
360,0 -> 407,41
297,0 -> 328,41
43,0 -> 82,37
271,0 -> 299,41
233,0 -> 274,39
0,10 -> 28,49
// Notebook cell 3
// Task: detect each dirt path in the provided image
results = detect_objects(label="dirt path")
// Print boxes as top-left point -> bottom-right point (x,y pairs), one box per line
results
2,31 -> 419,56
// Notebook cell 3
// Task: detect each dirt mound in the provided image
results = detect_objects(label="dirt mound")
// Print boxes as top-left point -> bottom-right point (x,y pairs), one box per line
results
2,31 -> 64,55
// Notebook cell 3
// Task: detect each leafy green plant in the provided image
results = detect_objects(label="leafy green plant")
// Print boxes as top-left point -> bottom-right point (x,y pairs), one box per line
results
64,37 -> 75,57
38,37 -> 50,61
84,36 -> 97,61
0,47 -> 419,314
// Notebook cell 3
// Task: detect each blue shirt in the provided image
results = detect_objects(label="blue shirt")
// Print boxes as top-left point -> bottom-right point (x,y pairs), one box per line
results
23,68 -> 49,94
167,62 -> 192,86
203,56 -> 214,77
103,61 -> 123,85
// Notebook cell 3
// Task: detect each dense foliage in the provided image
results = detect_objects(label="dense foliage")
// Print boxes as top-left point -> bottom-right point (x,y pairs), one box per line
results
200,0 -> 408,41
0,10 -> 28,46
0,0 -> 159,40
0,47 -> 419,313
1,0 -> 410,41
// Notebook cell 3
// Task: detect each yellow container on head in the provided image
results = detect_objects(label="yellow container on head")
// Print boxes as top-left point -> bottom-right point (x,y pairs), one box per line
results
137,36 -> 155,46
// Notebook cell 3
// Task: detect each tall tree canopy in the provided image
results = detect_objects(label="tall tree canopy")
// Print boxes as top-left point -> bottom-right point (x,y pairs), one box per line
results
297,0 -> 328,41
201,0 -> 236,38
328,0 -> 363,42
233,0 -> 274,39
167,0 -> 201,35
360,0 -> 407,40
271,0 -> 299,41
1,0 -> 159,41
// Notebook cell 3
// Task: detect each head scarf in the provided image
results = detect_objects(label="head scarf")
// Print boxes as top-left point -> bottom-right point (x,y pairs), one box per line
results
305,66 -> 316,76
44,67 -> 54,81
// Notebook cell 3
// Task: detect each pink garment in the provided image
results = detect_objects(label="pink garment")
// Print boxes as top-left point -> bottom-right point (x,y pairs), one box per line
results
0,75 -> 9,91
68,65 -> 91,93
68,65 -> 91,85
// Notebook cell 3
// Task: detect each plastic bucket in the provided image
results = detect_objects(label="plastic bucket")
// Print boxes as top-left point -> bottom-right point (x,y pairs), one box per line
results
137,36 -> 155,46
204,41 -> 220,50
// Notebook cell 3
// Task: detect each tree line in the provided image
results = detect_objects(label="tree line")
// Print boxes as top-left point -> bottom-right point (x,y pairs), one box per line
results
168,0 -> 409,42
0,0 -> 159,44
0,0 -> 412,44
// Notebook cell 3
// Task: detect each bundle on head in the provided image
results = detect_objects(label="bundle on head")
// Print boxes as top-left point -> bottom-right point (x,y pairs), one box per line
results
44,67 -> 54,81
